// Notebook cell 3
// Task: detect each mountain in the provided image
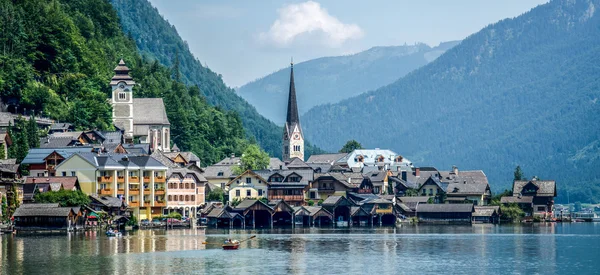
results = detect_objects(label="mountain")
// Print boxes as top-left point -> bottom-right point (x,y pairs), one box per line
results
237,41 -> 460,124
109,0 -> 324,159
301,0 -> 600,203
0,0 -> 251,165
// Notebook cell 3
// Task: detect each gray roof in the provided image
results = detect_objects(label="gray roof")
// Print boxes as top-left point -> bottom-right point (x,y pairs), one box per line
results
90,194 -> 125,208
512,180 -> 556,197
269,158 -> 286,170
389,176 -> 417,189
0,158 -> 18,165
254,169 -> 314,186
366,171 -> 387,182
233,199 -> 273,211
22,147 -> 93,164
207,207 -> 231,218
441,170 -> 490,196
39,136 -> 78,148
151,150 -> 181,169
286,157 -> 312,169
49,122 -> 73,130
168,167 -> 207,182
123,143 -> 150,155
203,165 -> 237,180
416,203 -> 474,213
473,206 -> 500,217
100,131 -> 123,144
19,203 -> 60,208
308,163 -> 332,173
306,153 -> 348,164
13,205 -> 73,217
94,154 -> 165,169
501,196 -> 534,204
132,98 -> 170,125
215,156 -> 241,166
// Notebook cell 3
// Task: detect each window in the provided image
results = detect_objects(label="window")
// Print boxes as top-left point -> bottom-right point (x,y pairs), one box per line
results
61,171 -> 67,177
217,172 -> 224,177
235,190 -> 240,197
129,196 -> 134,202
168,195 -> 172,201
284,146 -> 289,154
537,206 -> 546,211
221,183 -> 225,189
246,177 -> 251,184
191,195 -> 195,201
37,173 -> 44,177
428,189 -> 434,196
179,195 -> 184,201
289,176 -> 300,182
174,195 -> 178,201
179,183 -> 184,189
185,182 -> 189,189
185,195 -> 189,201
258,189 -> 263,196
310,192 -> 316,199
246,189 -> 251,196
118,92 -> 126,100
374,187 -> 380,194
71,171 -> 76,177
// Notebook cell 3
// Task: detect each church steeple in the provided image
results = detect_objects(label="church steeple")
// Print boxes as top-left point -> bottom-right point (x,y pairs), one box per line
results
283,60 -> 304,161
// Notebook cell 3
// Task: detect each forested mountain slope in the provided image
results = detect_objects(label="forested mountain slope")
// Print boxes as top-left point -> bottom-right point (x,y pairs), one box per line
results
238,42 -> 459,124
0,0 -> 250,165
302,0 -> 600,202
109,0 -> 324,158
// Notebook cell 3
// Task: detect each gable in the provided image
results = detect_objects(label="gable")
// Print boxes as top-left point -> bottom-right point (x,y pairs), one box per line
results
55,154 -> 96,171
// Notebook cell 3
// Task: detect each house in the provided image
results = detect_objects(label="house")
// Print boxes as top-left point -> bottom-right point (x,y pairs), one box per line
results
268,200 -> 295,226
48,122 -> 74,134
416,176 -> 447,203
54,153 -> 168,220
416,203 -> 474,224
203,154 -> 240,190
0,159 -> 21,208
441,166 -> 492,206
165,168 -> 207,218
22,147 -> 93,177
472,206 -> 500,224
360,197 -> 396,225
309,173 -> 360,201
255,168 -> 313,206
13,203 -> 83,231
22,177 -> 80,203
306,153 -> 347,173
364,170 -> 392,195
390,176 -> 417,196
337,149 -> 412,170
206,207 -> 244,228
89,194 -> 127,216
225,170 -> 269,203
110,59 -> 171,152
39,131 -> 94,148
507,178 -> 556,218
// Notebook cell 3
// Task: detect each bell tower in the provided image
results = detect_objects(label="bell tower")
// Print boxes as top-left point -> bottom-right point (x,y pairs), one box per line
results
110,59 -> 135,143
283,60 -> 304,161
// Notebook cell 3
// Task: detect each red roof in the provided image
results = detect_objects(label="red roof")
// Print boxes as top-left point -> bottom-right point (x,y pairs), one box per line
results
25,177 -> 79,191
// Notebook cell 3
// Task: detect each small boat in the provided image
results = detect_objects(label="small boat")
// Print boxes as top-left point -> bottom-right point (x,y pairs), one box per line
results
106,231 -> 122,237
222,241 -> 240,250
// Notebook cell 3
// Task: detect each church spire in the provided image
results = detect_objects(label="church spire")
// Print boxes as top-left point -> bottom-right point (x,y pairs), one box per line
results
286,60 -> 299,125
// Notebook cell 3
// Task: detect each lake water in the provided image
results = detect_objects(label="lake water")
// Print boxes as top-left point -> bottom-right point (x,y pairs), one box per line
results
1,223 -> 600,274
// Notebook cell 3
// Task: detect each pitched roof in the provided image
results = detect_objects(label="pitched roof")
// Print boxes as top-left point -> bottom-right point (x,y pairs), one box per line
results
473,206 -> 500,217
254,169 -> 314,187
321,195 -> 354,207
171,143 -> 180,152
132,98 -> 170,125
100,131 -> 122,144
90,194 -> 125,208
13,205 -> 73,217
512,179 -> 556,197
306,153 -> 348,164
416,203 -> 474,213
22,147 -> 94,164
168,167 -> 207,182
269,158 -> 286,170
286,157 -> 311,169
233,199 -> 274,212
441,170 -> 490,196
500,196 -> 534,204
207,207 -> 231,218
203,165 -> 236,179
25,177 -> 78,190
0,158 -> 16,165
110,59 -> 135,85
226,170 -> 268,187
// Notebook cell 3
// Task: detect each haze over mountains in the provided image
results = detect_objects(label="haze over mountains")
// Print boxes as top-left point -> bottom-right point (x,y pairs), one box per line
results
238,41 -> 460,124
301,0 -> 600,202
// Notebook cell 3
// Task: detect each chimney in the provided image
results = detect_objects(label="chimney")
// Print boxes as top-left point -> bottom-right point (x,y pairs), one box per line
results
415,167 -> 420,177
401,171 -> 407,181
32,178 -> 36,184
452,165 -> 458,175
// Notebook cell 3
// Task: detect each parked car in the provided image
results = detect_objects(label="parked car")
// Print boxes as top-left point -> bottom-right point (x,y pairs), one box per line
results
140,219 -> 151,226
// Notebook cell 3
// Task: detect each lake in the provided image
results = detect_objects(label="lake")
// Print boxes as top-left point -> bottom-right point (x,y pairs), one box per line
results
2,223 -> 600,274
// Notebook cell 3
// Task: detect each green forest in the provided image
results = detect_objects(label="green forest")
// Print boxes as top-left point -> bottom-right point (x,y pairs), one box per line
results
109,0 -> 324,159
301,0 -> 600,203
0,0 -> 253,165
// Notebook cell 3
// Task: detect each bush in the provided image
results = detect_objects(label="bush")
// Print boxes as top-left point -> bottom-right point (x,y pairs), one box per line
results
126,215 -> 137,226
317,199 -> 324,206
307,200 -> 315,206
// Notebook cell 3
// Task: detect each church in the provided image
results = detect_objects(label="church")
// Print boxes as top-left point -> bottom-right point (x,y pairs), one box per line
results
282,61 -> 304,161
110,59 -> 171,152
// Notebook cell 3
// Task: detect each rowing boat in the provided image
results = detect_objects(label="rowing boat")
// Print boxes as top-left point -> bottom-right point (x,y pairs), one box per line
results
222,241 -> 240,250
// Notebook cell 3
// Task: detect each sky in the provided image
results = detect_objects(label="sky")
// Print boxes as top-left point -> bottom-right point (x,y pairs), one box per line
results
148,0 -> 548,87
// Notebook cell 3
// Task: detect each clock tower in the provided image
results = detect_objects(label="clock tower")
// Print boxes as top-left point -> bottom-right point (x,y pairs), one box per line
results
282,61 -> 304,161
110,59 -> 135,143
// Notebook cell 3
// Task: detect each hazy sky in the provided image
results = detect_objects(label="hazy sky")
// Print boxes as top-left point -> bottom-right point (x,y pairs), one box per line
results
148,0 -> 548,87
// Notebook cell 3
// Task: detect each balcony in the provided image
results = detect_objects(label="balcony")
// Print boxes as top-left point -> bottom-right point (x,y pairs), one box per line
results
269,195 -> 305,202
129,176 -> 140,183
117,188 -> 125,195
154,176 -> 166,183
129,201 -> 140,207
318,186 -> 335,192
144,200 -> 152,205
117,176 -> 125,183
155,189 -> 165,195
98,189 -> 112,195
129,188 -> 140,195
155,201 -> 166,207
143,189 -> 151,195
98,176 -> 113,183
143,176 -> 151,182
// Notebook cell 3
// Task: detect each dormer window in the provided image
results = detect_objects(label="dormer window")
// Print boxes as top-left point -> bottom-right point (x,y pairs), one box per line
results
356,155 -> 364,163
217,172 -> 224,177
377,156 -> 385,162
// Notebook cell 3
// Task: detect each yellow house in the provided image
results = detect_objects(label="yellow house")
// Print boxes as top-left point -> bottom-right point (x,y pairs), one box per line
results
54,153 -> 97,194
226,170 -> 268,203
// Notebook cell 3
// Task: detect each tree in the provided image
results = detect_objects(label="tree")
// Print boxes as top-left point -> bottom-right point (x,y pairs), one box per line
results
0,143 -> 6,160
233,144 -> 270,174
207,187 -> 224,203
27,115 -> 39,148
307,199 -> 315,206
500,203 -> 525,223
514,166 -> 524,181
339,140 -> 363,153
33,190 -> 91,206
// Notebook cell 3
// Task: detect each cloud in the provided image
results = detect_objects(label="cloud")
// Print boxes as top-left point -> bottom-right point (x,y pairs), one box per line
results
259,1 -> 364,48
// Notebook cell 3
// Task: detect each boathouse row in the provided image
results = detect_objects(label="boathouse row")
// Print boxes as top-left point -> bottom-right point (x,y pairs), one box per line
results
205,196 -> 398,228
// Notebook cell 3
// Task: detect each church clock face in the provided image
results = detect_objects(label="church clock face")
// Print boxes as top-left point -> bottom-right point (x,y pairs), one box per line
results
293,134 -> 300,140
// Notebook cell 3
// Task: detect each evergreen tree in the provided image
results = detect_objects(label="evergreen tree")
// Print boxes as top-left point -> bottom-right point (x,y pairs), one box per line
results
0,143 -> 6,160
27,115 -> 39,148
514,166 -> 524,181
339,140 -> 363,153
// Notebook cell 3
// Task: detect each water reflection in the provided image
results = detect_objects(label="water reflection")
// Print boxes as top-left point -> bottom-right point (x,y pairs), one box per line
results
1,224 -> 599,274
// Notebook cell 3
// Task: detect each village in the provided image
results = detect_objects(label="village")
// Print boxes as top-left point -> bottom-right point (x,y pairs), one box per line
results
0,60 -> 560,233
